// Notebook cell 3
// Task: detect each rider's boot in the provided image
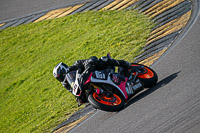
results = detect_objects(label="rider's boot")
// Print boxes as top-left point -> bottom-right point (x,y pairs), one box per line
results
76,97 -> 83,107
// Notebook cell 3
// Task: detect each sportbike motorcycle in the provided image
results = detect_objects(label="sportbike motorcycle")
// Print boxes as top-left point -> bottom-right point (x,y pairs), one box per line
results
65,55 -> 158,111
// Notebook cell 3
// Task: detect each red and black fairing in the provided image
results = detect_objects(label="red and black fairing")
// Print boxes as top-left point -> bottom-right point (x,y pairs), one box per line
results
84,70 -> 129,100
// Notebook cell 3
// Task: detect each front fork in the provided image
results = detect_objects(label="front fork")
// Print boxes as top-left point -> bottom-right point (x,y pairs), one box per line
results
91,84 -> 104,95
91,84 -> 113,98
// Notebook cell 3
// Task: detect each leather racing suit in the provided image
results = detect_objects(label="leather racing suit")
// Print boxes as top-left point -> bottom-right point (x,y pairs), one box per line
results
61,56 -> 132,92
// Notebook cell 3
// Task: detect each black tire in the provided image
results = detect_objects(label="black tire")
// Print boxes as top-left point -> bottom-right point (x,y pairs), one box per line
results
88,92 -> 125,112
131,63 -> 158,88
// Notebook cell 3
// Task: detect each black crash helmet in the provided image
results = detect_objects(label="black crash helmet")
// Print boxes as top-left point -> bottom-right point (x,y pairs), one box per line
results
53,62 -> 68,82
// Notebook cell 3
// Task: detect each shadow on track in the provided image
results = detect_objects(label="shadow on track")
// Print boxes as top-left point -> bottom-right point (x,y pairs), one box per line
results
124,71 -> 181,108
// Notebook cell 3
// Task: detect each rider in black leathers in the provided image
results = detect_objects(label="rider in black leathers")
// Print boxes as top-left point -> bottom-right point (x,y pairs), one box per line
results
53,55 -> 132,105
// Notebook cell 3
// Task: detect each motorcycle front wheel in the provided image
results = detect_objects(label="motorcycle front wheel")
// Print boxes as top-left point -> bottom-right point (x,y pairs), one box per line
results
88,92 -> 125,111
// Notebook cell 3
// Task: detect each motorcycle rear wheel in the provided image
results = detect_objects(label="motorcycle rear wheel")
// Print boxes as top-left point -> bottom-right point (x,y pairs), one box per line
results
88,92 -> 125,111
131,63 -> 158,88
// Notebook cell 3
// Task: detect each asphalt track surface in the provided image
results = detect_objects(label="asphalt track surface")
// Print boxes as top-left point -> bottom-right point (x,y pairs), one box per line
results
69,2 -> 200,133
0,0 -> 89,21
2,0 -> 200,132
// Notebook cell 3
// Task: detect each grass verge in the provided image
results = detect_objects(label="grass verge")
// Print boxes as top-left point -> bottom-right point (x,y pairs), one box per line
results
0,10 -> 155,132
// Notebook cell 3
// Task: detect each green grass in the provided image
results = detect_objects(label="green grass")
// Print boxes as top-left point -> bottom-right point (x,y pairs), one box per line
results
0,10 -> 155,132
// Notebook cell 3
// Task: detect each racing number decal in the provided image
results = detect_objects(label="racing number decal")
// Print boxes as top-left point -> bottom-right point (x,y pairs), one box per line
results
95,71 -> 106,79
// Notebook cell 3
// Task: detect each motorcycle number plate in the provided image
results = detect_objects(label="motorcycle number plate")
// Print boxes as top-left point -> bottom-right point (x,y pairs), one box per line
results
132,82 -> 143,91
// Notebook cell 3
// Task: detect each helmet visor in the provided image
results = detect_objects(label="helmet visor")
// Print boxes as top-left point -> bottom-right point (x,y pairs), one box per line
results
56,74 -> 65,82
